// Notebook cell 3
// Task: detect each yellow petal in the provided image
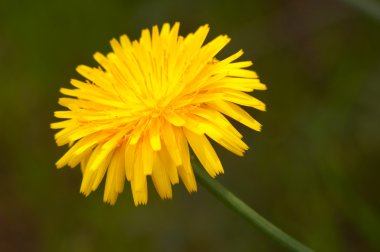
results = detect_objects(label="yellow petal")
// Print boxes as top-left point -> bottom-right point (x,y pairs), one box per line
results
161,121 -> 182,167
151,152 -> 173,199
175,128 -> 197,192
103,146 -> 125,204
184,129 -> 223,177
208,101 -> 262,131
149,119 -> 161,151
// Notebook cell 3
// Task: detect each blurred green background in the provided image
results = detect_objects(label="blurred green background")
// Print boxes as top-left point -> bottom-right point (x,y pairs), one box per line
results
1,0 -> 380,251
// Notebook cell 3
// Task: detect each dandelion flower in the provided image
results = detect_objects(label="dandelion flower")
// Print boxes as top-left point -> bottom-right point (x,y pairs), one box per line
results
51,22 -> 266,205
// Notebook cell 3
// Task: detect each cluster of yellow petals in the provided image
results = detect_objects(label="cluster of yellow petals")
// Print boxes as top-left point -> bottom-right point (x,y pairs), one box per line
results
51,22 -> 266,205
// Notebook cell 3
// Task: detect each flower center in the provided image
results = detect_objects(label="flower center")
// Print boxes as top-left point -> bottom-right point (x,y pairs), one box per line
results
149,102 -> 167,118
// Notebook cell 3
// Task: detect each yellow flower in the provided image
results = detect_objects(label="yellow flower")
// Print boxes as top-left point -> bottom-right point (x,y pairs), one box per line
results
51,22 -> 266,205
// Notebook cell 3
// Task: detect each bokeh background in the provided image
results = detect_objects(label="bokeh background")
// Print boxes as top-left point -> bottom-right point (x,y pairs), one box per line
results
1,0 -> 380,251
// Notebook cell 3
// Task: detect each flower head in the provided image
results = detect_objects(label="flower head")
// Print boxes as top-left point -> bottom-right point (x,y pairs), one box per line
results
51,22 -> 266,205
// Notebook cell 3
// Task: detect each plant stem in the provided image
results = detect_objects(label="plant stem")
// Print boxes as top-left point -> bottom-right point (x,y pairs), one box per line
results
192,158 -> 314,252
339,0 -> 380,22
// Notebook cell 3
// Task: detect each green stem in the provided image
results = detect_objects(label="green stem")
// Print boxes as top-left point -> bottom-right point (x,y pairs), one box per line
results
339,0 -> 380,22
192,158 -> 314,252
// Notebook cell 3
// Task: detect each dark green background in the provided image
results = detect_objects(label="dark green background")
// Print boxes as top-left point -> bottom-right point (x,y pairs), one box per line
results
1,0 -> 380,251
